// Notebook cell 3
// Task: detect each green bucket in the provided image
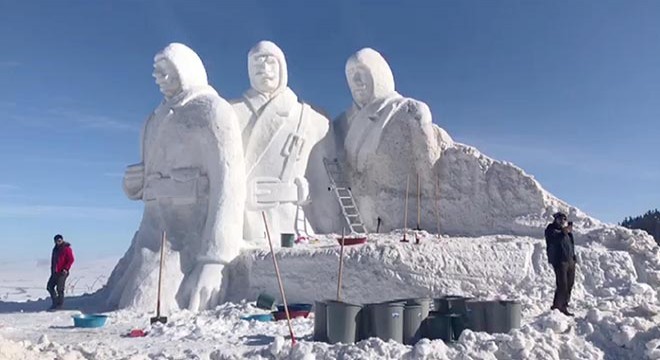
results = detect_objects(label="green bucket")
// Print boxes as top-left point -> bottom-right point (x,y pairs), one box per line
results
256,293 -> 276,310
281,233 -> 295,248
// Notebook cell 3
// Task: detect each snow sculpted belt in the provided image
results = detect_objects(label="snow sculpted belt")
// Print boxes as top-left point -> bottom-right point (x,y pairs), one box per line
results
246,176 -> 308,210
143,171 -> 209,201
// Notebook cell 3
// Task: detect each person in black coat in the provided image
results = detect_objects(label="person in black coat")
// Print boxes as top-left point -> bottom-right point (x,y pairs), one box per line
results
545,212 -> 577,316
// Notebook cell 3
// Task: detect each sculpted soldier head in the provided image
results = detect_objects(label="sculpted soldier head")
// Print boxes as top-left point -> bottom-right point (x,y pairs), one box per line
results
248,41 -> 288,96
153,43 -> 209,100
345,48 -> 396,108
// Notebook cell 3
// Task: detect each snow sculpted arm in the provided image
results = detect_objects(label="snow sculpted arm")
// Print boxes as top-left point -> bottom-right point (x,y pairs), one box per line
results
403,100 -> 440,175
122,114 -> 150,200
186,101 -> 246,311
123,163 -> 145,200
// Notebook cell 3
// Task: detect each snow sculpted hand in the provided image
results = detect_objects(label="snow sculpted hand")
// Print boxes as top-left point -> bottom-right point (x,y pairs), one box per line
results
185,263 -> 224,311
123,163 -> 144,200
294,177 -> 310,205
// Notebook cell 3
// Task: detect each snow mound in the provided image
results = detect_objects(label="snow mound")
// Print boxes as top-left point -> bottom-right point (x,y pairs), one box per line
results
225,231 -> 658,313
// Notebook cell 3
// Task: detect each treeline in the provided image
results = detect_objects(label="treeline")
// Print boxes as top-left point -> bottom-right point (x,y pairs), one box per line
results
621,209 -> 660,244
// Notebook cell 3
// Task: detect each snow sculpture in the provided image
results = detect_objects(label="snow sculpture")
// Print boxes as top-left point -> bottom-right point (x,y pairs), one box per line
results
231,40 -> 336,243
106,43 -> 246,311
335,48 -> 453,233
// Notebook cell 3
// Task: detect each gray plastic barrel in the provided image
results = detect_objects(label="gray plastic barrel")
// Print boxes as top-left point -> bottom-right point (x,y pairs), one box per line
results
371,302 -> 404,343
405,298 -> 431,319
422,312 -> 452,342
434,296 -> 468,315
403,304 -> 424,345
313,300 -> 328,342
326,301 -> 362,344
485,300 -> 522,334
465,300 -> 489,332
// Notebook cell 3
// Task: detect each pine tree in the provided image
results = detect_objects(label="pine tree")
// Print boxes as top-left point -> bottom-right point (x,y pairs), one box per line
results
621,209 -> 660,244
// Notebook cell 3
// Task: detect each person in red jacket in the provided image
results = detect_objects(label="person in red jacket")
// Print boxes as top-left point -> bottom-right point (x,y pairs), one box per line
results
47,234 -> 74,310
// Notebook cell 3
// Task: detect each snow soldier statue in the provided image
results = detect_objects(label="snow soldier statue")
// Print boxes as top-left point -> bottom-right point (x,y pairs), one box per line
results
231,40 -> 335,243
335,48 -> 453,233
106,43 -> 246,311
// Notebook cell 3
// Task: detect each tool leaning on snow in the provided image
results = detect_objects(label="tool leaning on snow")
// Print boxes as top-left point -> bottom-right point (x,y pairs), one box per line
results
261,211 -> 297,345
150,231 -> 168,325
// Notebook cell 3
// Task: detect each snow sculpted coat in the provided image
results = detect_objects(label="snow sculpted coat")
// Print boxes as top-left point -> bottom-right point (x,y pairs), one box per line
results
335,48 -> 452,233
231,41 -> 334,243
107,43 -> 246,311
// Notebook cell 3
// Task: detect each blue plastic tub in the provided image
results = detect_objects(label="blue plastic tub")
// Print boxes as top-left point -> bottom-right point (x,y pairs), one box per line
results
241,313 -> 274,322
72,314 -> 108,328
277,303 -> 313,312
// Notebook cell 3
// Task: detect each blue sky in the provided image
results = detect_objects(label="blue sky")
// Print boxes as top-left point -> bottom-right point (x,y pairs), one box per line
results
1,1 -> 659,261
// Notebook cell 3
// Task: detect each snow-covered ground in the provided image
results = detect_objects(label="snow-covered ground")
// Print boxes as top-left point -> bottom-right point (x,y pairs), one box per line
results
2,232 -> 660,360
0,257 -> 116,303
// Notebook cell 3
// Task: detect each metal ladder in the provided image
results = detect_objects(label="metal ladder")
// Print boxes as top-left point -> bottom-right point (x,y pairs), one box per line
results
323,158 -> 367,235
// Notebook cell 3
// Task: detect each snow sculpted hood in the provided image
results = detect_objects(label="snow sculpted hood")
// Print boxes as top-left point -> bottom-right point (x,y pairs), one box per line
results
345,47 -> 396,105
248,40 -> 288,95
154,43 -> 209,92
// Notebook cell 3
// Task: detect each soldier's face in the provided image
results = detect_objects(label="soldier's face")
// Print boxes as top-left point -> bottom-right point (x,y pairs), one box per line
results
249,53 -> 280,94
153,59 -> 181,99
347,65 -> 373,107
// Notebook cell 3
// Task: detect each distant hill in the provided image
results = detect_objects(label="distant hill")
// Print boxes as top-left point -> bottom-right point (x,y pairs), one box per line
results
621,209 -> 660,244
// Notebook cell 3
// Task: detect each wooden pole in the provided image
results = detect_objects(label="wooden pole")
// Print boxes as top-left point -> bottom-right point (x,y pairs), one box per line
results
262,212 -> 297,345
436,176 -> 441,238
337,228 -> 346,301
417,173 -> 421,230
402,174 -> 410,242
155,231 -> 166,318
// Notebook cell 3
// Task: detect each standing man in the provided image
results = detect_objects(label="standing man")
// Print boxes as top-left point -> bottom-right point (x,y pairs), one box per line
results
231,40 -> 337,242
47,234 -> 74,310
545,212 -> 577,316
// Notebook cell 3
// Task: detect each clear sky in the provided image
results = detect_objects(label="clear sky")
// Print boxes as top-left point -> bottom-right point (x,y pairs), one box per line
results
1,1 -> 659,261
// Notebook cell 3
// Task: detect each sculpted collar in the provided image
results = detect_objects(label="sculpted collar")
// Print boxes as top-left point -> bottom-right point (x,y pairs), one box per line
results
243,87 -> 297,117
243,87 -> 289,115
164,86 -> 218,110
347,91 -> 402,124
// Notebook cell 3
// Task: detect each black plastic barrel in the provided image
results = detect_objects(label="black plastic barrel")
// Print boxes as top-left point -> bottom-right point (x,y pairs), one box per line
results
449,313 -> 466,340
434,295 -> 468,315
422,312 -> 453,342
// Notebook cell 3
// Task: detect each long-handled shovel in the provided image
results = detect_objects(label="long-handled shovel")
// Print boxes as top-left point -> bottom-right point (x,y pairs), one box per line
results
262,211 -> 297,345
401,174 -> 410,242
150,231 -> 168,324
